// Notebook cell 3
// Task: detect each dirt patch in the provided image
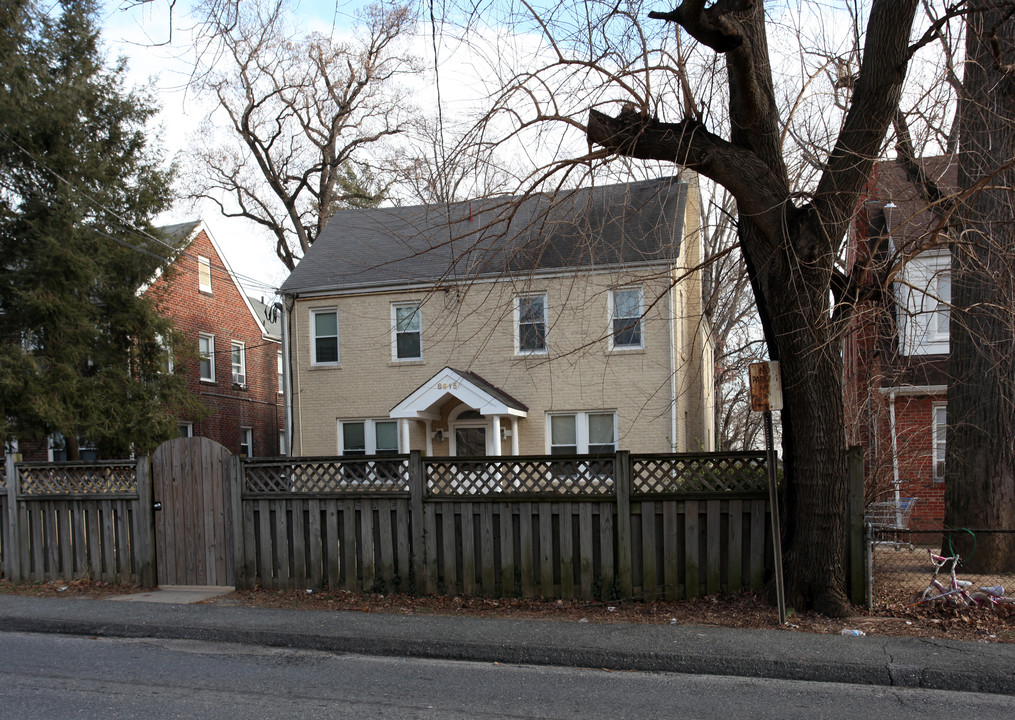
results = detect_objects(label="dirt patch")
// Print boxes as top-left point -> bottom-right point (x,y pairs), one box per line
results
201,585 -> 1015,644
0,578 -> 143,599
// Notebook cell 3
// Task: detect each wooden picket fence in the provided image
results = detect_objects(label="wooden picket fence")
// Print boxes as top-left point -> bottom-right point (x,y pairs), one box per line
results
3,446 -> 772,601
2,456 -> 154,585
236,451 -> 771,600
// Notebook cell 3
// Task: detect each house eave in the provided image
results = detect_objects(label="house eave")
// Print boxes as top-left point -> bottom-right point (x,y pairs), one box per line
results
878,384 -> 947,396
281,260 -> 678,299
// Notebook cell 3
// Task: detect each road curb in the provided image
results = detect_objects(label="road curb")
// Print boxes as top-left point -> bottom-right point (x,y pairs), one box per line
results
5,612 -> 1014,695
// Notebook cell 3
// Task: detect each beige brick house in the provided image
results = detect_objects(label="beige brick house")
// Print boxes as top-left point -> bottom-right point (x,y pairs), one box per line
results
279,175 -> 714,458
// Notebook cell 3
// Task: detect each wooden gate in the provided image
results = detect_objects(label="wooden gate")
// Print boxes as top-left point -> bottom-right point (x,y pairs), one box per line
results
151,437 -> 234,586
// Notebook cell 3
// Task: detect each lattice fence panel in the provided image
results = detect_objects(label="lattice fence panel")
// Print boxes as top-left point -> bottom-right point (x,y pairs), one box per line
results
427,457 -> 615,496
244,457 -> 410,493
17,463 -> 137,495
632,454 -> 767,494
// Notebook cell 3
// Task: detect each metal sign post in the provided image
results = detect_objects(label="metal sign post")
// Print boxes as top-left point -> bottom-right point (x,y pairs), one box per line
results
749,362 -> 787,625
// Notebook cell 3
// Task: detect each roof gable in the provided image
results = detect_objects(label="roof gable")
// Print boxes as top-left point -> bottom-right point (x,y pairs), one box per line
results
146,219 -> 277,341
281,176 -> 689,294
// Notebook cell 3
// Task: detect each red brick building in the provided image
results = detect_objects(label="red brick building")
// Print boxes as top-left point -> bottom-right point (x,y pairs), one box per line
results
146,221 -> 285,457
844,157 -> 953,529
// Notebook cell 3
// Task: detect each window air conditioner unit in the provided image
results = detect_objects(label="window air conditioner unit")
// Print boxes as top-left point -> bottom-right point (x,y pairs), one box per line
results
233,373 -> 246,386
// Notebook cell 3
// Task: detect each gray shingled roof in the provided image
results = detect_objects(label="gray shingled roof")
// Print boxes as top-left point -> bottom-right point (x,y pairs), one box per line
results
865,156 -> 957,248
280,176 -> 688,295
247,296 -> 282,340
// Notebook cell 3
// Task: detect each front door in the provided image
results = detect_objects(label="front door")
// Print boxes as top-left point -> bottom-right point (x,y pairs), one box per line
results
454,426 -> 487,457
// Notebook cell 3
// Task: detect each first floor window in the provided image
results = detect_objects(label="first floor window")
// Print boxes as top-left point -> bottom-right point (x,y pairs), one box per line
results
548,412 -> 617,454
933,403 -> 947,481
178,422 -> 193,438
279,429 -> 287,456
611,287 -> 643,349
231,341 -> 246,386
312,309 -> 339,364
199,333 -> 215,382
340,419 -> 400,455
516,294 -> 547,354
240,427 -> 253,457
393,303 -> 422,360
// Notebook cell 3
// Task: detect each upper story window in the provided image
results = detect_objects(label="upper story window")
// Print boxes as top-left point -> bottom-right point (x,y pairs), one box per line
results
311,309 -> 339,365
610,286 -> 643,349
897,253 -> 949,356
340,419 -> 400,456
392,303 -> 422,361
198,333 -> 215,382
156,333 -> 173,374
515,294 -> 547,354
231,341 -> 246,386
277,351 -> 284,394
933,272 -> 950,340
548,411 -> 617,454
198,256 -> 212,293
933,403 -> 947,482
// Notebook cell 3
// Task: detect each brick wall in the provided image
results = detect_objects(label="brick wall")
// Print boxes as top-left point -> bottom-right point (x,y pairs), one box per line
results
146,228 -> 284,457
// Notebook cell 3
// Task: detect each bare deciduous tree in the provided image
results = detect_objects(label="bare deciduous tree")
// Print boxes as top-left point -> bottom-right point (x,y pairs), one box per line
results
576,1 -> 920,615
185,0 -> 420,269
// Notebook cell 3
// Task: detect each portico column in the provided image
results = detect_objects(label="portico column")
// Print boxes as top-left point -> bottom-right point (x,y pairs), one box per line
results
425,419 -> 433,455
511,417 -> 519,455
491,415 -> 502,456
400,419 -> 410,454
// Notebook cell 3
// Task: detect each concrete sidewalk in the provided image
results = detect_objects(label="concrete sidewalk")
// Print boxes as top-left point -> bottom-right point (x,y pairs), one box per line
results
1,592 -> 1013,695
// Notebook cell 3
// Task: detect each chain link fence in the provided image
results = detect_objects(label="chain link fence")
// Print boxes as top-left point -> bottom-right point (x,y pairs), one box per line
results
869,526 -> 1015,610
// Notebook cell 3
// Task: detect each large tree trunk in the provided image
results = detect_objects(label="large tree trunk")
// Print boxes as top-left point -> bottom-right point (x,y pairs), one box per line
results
944,1 -> 1015,572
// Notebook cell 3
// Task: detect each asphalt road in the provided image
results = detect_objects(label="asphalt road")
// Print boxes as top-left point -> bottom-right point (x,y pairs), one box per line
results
1,631 -> 1012,719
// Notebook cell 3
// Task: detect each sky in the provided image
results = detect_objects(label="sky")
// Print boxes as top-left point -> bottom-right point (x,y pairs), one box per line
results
97,0 -> 554,301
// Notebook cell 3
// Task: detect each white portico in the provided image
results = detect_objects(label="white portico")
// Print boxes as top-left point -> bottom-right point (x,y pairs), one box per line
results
390,367 -> 528,456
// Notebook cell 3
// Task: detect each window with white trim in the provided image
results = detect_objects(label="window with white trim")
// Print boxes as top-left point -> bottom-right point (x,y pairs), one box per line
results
239,427 -> 253,457
277,351 -> 284,394
340,419 -> 400,456
515,294 -> 547,354
198,256 -> 212,293
178,422 -> 193,438
156,334 -> 173,374
933,272 -> 950,339
231,341 -> 246,386
610,287 -> 643,349
514,294 -> 547,354
392,303 -> 422,360
311,309 -> 339,365
278,429 -> 287,455
198,333 -> 215,382
933,403 -> 947,481
548,412 -> 617,454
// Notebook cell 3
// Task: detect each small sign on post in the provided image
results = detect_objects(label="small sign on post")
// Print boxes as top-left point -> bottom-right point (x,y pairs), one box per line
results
749,361 -> 783,412
749,361 -> 787,625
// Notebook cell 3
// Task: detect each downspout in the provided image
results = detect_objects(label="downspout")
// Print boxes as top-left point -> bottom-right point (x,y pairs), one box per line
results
284,295 -> 301,456
888,390 -> 902,526
668,273 -> 678,451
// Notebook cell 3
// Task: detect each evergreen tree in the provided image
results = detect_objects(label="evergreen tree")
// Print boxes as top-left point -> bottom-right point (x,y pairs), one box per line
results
0,0 -> 200,458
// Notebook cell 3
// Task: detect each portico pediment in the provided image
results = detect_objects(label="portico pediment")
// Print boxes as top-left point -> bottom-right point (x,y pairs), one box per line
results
390,367 -> 528,420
